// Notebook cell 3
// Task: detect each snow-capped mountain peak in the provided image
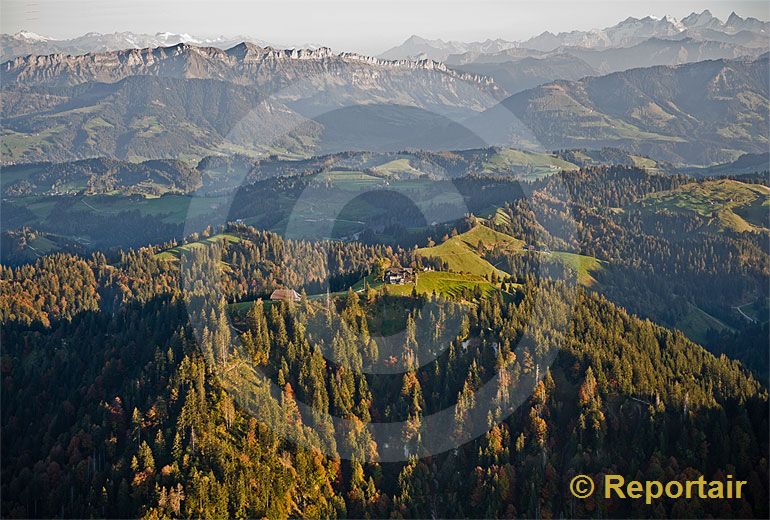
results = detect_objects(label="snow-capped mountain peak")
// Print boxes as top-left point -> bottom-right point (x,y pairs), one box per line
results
514,10 -> 767,52
1,30 -> 272,61
13,31 -> 51,41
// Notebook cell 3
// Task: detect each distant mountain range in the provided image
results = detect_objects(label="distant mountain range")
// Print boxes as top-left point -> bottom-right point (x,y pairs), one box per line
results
448,37 -> 766,95
470,53 -> 769,165
522,11 -> 768,52
0,30 -> 269,61
558,37 -> 765,73
447,54 -> 595,95
1,25 -> 767,166
1,43 -> 499,106
4,10 -> 766,65
378,36 -> 519,62
380,10 -> 769,61
1,44 -> 504,163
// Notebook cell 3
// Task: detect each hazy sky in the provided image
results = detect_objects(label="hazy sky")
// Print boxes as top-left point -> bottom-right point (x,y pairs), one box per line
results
2,0 -> 768,54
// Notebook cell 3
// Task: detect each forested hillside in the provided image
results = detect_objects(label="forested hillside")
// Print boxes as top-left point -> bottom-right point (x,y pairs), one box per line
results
468,167 -> 765,365
1,224 -> 767,518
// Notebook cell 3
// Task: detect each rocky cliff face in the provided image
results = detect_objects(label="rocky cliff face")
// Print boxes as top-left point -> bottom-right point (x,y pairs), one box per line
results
0,43 -> 510,164
1,42 -> 503,121
2,43 -> 498,92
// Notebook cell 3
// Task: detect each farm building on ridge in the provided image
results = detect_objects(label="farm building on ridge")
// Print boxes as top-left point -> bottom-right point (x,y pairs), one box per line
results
384,267 -> 415,285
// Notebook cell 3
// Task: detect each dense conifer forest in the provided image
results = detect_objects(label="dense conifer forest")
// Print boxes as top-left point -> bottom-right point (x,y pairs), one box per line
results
2,164 -> 768,517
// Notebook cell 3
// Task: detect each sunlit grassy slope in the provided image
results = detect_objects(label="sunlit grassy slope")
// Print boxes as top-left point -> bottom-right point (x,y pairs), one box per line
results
382,271 -> 496,298
416,223 -> 603,286
637,179 -> 770,232
156,233 -> 242,261
416,225 -> 523,278
479,149 -> 579,180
